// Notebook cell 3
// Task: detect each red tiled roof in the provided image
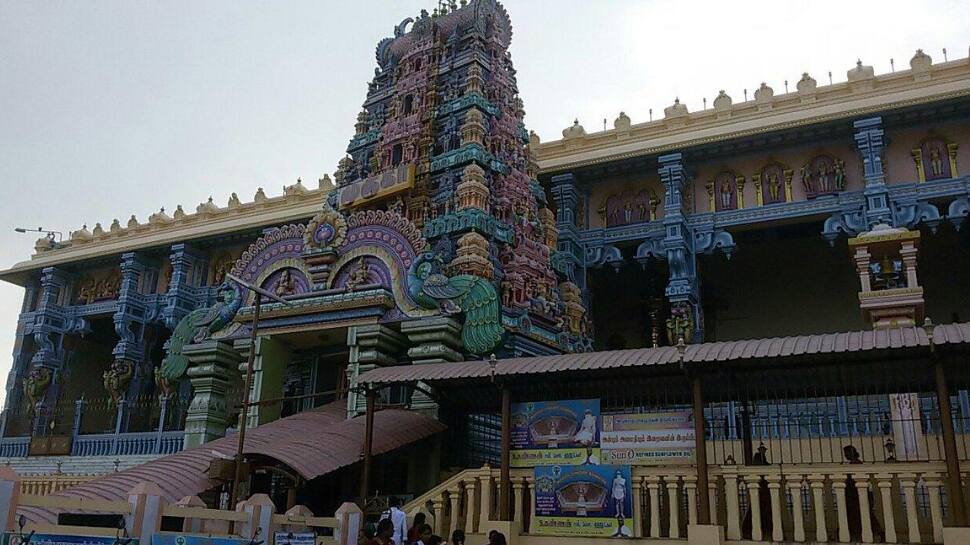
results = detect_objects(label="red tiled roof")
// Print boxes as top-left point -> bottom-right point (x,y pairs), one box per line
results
20,401 -> 444,522
359,322 -> 970,385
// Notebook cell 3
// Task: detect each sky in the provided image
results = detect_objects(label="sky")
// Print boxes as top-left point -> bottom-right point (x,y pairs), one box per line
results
1,0 -> 969,404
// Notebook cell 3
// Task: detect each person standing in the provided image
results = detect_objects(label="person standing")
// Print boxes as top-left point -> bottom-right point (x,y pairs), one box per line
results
407,512 -> 427,544
380,497 -> 407,545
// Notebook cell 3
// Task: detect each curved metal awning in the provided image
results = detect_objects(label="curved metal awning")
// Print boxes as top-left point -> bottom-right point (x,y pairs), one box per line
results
19,401 -> 444,523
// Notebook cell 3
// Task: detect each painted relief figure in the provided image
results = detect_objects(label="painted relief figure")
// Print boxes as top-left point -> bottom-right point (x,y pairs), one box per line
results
713,171 -> 737,211
802,155 -> 846,198
921,138 -> 952,180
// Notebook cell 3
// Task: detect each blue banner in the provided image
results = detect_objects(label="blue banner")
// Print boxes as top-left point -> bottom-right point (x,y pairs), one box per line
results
510,399 -> 600,467
533,465 -> 634,537
4,534 -> 138,545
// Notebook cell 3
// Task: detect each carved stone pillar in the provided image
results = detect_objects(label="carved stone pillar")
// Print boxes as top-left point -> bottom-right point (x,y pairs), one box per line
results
876,474 -> 897,544
854,117 -> 894,228
448,486 -> 461,536
182,340 -> 243,449
766,473 -> 784,542
113,252 -> 153,368
666,478 -> 681,539
549,173 -> 584,288
808,474 -> 828,543
631,475 -> 644,537
400,316 -> 462,412
787,477 -> 806,543
723,467 -> 741,540
659,153 -> 704,341
345,324 -> 406,416
646,475 -> 661,538
898,473 -> 921,544
234,336 -> 289,428
164,243 -> 206,328
464,480 -> 477,535
832,478 -> 850,543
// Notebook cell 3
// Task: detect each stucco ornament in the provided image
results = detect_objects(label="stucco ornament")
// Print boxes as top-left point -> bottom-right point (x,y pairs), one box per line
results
304,201 -> 347,251
23,366 -> 52,408
103,359 -> 134,406
408,252 -> 504,354
155,281 -> 243,394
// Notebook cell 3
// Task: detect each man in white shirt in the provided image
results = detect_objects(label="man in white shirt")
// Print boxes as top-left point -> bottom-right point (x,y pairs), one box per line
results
380,496 -> 407,545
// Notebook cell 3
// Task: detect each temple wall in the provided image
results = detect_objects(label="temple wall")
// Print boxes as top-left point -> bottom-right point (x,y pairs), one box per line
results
690,139 -> 863,213
884,121 -> 970,184
920,225 -> 970,323
701,234 -> 865,340
584,173 -> 663,229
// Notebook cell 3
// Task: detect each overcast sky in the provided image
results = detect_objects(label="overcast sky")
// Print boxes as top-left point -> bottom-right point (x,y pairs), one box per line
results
1,0 -> 969,405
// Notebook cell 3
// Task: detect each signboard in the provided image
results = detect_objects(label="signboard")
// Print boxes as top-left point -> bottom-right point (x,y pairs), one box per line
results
533,465 -> 634,538
152,535 -> 248,545
273,532 -> 315,545
4,534 -> 138,545
601,411 -> 695,465
510,399 -> 600,467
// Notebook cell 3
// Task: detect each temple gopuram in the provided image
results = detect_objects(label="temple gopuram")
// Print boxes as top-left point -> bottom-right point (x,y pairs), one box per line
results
3,2 -> 970,544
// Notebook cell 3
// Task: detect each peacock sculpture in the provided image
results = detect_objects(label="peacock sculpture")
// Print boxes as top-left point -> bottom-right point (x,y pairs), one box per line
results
407,252 -> 504,355
155,281 -> 242,394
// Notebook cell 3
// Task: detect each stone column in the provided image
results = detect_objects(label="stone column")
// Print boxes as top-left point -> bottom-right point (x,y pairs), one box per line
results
479,468 -> 493,527
852,473 -> 874,544
549,173 -> 585,288
464,480 -> 478,535
684,474 -> 698,527
723,467 -> 741,540
182,340 -> 243,448
924,475 -> 944,545
766,473 -> 784,542
808,474 -> 828,543
346,324 -> 406,416
163,243 -> 206,328
512,478 -> 526,532
234,336 -> 289,427
659,153 -> 704,340
113,252 -> 153,366
646,475 -> 661,538
745,475 -> 764,542
631,476 -> 644,537
899,474 -> 921,544
876,474 -> 897,544
666,478 -> 681,539
448,487 -> 462,536
400,316 -> 462,412
788,478 -> 806,543
832,478 -> 850,543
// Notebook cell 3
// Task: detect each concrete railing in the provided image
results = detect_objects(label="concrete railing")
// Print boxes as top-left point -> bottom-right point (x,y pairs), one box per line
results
407,461 -> 970,544
0,466 -> 362,545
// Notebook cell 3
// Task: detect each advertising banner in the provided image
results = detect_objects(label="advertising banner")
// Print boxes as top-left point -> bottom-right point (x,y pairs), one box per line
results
510,399 -> 600,467
152,535 -> 248,545
601,411 -> 695,465
533,465 -> 634,537
272,533 -> 315,545
3,535 -> 138,545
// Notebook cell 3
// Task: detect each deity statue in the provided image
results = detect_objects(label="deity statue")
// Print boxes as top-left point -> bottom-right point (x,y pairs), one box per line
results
800,163 -> 812,193
623,200 -> 634,223
387,196 -> 405,216
817,162 -> 830,192
23,366 -> 52,409
719,182 -> 733,209
666,303 -> 694,345
275,269 -> 295,297
833,158 -> 846,190
930,147 -> 944,177
345,259 -> 371,292
767,172 -> 781,202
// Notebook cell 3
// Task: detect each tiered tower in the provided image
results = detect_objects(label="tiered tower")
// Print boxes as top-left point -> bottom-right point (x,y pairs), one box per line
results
332,0 -> 589,354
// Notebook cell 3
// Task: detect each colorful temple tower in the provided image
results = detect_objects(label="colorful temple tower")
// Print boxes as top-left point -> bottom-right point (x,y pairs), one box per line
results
331,0 -> 588,357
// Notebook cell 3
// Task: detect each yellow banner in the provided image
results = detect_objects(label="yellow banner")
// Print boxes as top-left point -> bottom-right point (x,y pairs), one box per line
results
510,448 -> 599,467
533,516 -> 633,537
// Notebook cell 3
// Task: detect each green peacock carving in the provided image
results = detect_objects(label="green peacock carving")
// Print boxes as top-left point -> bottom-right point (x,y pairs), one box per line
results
407,252 -> 504,354
155,281 -> 242,394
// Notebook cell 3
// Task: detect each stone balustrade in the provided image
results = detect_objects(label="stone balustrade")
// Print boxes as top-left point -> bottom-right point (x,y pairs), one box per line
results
405,461 -> 962,544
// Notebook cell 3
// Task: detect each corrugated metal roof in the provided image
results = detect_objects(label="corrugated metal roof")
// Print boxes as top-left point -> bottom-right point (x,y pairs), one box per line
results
360,322 -> 970,385
20,401 -> 444,522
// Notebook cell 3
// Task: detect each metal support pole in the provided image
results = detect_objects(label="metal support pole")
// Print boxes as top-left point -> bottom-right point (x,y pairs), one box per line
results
154,394 -> 170,454
692,373 -> 711,525
360,388 -> 376,504
499,386 -> 512,521
230,293 -> 261,509
111,399 -> 126,456
935,359 -> 967,526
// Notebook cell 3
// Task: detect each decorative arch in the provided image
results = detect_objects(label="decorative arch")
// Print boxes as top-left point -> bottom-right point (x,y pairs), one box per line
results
328,210 -> 433,317
230,224 -> 310,304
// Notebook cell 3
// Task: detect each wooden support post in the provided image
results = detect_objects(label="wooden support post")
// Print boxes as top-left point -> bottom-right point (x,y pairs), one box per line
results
360,388 -> 376,504
935,359 -> 967,526
692,373 -> 712,525
231,294 -> 261,510
499,386 -> 511,521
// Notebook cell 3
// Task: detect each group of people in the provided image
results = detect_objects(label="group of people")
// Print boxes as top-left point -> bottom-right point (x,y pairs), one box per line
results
361,497 -> 507,545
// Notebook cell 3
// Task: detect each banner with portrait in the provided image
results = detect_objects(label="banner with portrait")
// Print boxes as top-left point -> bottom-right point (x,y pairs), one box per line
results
510,399 -> 600,467
601,411 -> 695,465
533,464 -> 634,537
